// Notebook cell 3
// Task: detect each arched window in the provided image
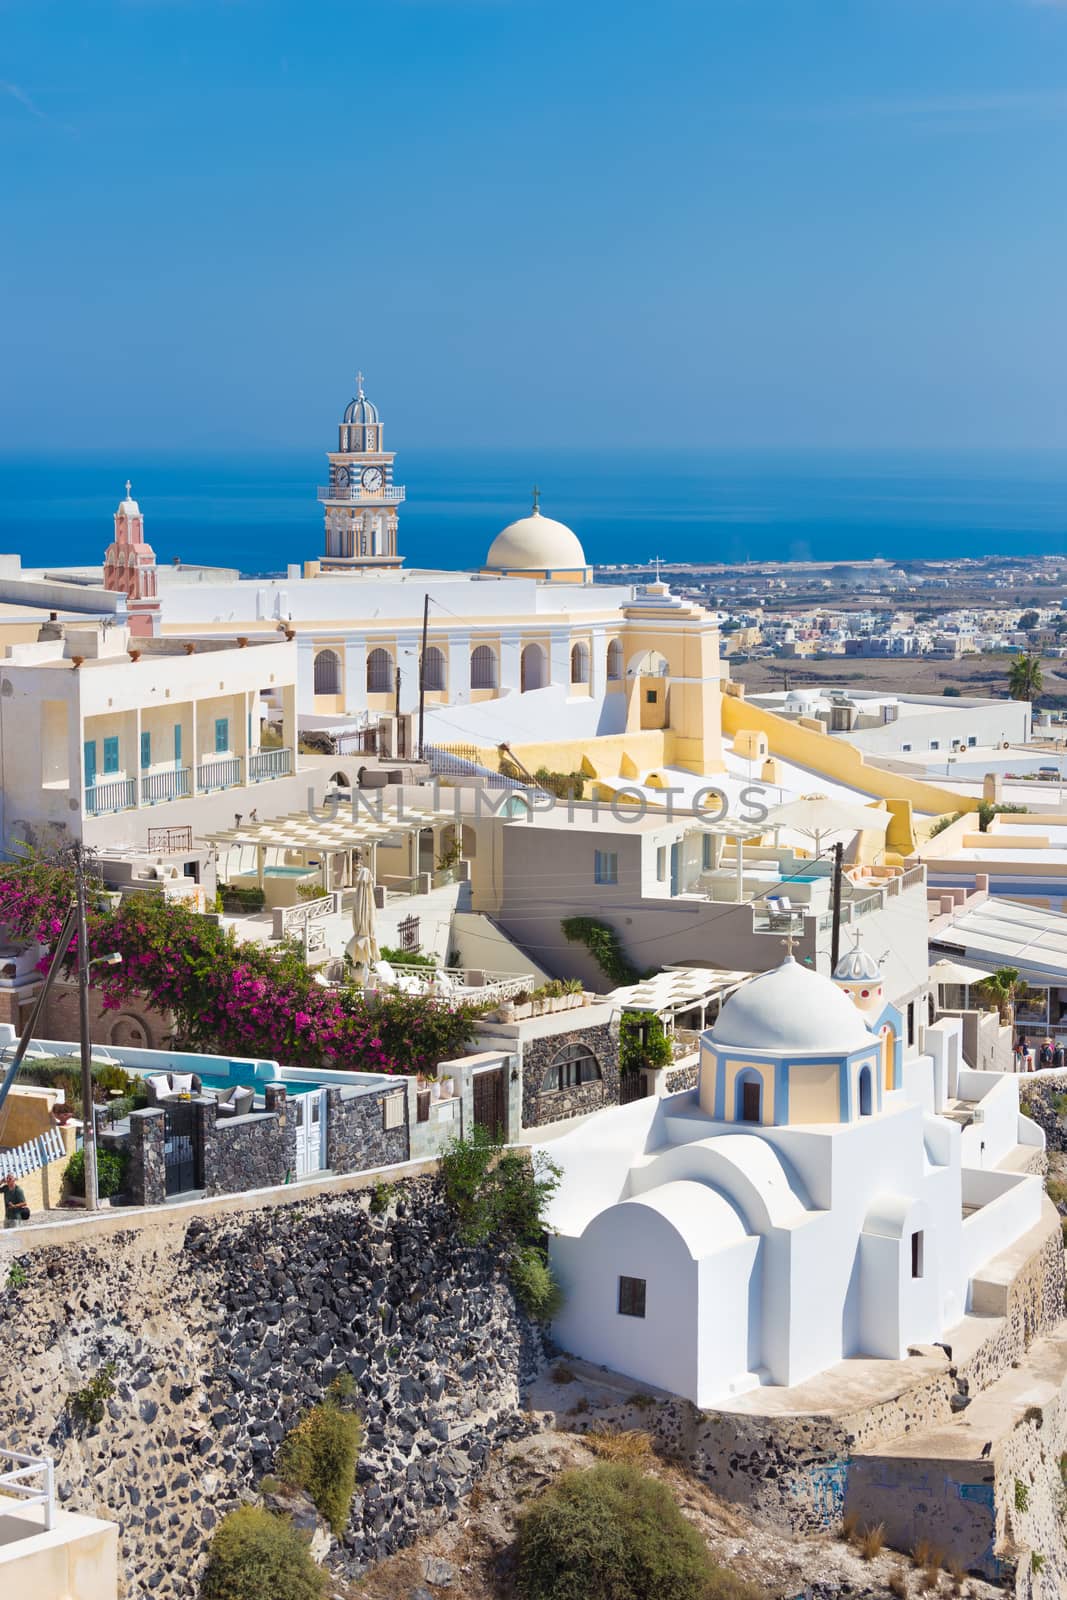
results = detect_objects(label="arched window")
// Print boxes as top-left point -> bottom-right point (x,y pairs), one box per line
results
734,1070 -> 762,1124
367,647 -> 393,694
858,1065 -> 873,1117
422,645 -> 446,692
606,638 -> 623,680
470,644 -> 498,690
542,1042 -> 601,1093
570,641 -> 590,684
314,649 -> 341,696
521,643 -> 546,692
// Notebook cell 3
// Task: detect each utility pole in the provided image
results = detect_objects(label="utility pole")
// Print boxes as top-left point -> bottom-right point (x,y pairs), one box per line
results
830,840 -> 845,975
74,844 -> 100,1212
393,667 -> 403,758
417,592 -> 430,762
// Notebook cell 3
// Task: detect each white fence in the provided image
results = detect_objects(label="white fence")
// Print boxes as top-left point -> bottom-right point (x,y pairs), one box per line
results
0,1128 -> 65,1180
0,1449 -> 55,1530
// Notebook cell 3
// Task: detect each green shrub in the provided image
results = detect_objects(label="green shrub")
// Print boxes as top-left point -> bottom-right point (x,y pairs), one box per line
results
620,1011 -> 673,1074
6,1260 -> 27,1289
68,1361 -> 117,1427
1014,1477 -> 1029,1512
379,945 -> 437,969
515,1463 -> 758,1600
200,1505 -> 326,1600
276,1391 -> 363,1536
510,1247 -> 563,1322
368,1181 -> 396,1216
63,1147 -> 128,1199
439,1126 -> 560,1248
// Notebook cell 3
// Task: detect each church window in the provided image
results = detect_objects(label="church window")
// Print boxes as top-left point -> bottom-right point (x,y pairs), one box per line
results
521,643 -> 546,692
470,645 -> 498,690
542,1043 -> 601,1094
594,850 -> 618,885
606,638 -> 623,680
618,1276 -> 646,1318
570,642 -> 590,684
858,1066 -> 873,1117
911,1230 -> 924,1279
314,649 -> 342,696
741,1081 -> 761,1122
367,648 -> 393,694
422,646 -> 446,691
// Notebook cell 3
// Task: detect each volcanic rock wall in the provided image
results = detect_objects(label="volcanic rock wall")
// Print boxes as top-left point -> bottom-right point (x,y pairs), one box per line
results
0,1181 -> 541,1598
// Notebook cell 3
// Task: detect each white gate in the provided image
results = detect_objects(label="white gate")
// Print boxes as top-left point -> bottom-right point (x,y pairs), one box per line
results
292,1090 -> 325,1179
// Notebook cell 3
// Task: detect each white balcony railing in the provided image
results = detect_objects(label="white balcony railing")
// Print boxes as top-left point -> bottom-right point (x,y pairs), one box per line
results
197,756 -> 242,792
0,1449 -> 55,1531
85,777 -> 136,816
317,484 -> 405,504
249,747 -> 293,782
142,767 -> 192,805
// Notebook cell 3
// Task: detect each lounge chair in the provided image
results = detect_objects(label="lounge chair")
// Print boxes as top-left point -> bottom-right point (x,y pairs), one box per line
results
214,1085 -> 255,1117
144,1071 -> 203,1106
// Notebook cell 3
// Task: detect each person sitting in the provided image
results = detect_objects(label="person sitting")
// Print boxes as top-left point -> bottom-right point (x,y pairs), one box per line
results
1040,1037 -> 1055,1067
2,1173 -> 30,1226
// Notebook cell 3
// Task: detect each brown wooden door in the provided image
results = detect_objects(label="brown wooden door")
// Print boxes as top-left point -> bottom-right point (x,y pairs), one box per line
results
473,1067 -> 506,1141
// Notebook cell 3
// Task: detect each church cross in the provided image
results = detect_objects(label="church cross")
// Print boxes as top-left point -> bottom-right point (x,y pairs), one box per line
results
650,554 -> 664,580
780,932 -> 797,958
125,479 -> 132,499
356,370 -> 365,396
531,484 -> 540,513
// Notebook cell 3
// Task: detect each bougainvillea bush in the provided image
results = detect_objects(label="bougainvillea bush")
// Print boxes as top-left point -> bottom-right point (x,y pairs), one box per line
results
0,859 -> 481,1077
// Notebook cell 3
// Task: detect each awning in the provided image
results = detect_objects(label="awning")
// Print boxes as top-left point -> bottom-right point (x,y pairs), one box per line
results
929,958 -> 994,986
931,897 -> 1067,987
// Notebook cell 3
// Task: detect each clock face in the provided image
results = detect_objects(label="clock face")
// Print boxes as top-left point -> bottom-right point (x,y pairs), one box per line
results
334,466 -> 350,488
361,466 -> 385,492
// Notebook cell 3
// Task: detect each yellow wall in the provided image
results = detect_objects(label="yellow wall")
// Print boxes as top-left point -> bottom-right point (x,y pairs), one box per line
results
0,1510 -> 119,1600
722,1057 -> 775,1123
721,693 -> 979,817
1,1086 -> 62,1145
788,1063 -> 840,1124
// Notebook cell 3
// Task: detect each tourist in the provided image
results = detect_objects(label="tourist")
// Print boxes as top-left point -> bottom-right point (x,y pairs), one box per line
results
2,1173 -> 30,1226
1040,1036 -> 1055,1067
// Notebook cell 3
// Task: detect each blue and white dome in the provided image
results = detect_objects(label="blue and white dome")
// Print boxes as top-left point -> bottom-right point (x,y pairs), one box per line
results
343,375 -> 379,426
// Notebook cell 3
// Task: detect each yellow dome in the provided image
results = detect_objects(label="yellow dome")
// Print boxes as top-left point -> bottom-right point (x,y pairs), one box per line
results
485,507 -> 587,572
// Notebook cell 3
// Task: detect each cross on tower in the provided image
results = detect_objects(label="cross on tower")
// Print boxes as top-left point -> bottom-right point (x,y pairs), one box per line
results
650,554 -> 664,581
531,484 -> 540,513
125,479 -> 132,500
780,932 -> 797,959
356,370 -> 365,396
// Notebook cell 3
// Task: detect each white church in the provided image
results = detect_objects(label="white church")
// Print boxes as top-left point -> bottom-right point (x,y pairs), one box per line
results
539,949 -> 1045,1406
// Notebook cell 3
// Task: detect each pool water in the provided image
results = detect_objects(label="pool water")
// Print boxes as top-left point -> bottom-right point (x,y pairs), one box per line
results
196,1070 -> 321,1098
261,865 -> 319,878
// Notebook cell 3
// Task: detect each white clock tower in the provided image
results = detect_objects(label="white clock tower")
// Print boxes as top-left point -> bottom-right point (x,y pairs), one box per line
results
318,373 -> 405,571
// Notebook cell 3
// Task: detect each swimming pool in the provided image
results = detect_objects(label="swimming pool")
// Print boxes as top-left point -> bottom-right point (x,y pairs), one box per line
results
261,865 -> 319,879
196,1066 -> 321,1098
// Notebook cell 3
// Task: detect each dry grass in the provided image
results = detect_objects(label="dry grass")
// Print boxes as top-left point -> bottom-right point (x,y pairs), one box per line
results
841,1510 -> 862,1541
888,1568 -> 910,1598
912,1539 -> 933,1569
550,1364 -> 575,1385
584,1426 -> 655,1466
859,1523 -> 886,1560
921,1561 -> 941,1592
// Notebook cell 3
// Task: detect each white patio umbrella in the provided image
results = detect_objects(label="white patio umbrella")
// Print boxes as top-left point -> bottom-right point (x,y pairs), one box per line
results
763,793 -> 891,857
348,863 -> 379,979
929,958 -> 994,987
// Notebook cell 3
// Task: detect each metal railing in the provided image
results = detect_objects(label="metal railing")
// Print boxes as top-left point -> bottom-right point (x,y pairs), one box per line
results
334,726 -> 379,757
148,826 -> 193,853
0,1127 -> 65,1178
0,1450 -> 55,1532
85,777 -> 136,816
249,747 -> 293,782
141,767 -> 192,805
317,484 -> 405,503
196,756 -> 242,791
377,964 -> 535,1001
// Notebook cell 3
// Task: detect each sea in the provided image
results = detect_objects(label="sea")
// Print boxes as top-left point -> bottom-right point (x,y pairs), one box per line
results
2,449 -> 1066,576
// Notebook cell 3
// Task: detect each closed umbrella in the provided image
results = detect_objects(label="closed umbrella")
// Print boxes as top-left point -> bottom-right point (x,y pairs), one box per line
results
348,863 -> 379,978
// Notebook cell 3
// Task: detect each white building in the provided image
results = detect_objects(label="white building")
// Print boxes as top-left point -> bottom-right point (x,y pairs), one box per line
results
539,952 -> 1043,1407
748,687 -> 1030,758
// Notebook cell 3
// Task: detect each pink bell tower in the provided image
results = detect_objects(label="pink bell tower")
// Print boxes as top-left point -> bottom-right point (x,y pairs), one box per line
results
103,481 -> 160,637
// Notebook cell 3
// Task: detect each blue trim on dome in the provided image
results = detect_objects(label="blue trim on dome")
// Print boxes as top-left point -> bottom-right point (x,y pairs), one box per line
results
343,396 -> 380,425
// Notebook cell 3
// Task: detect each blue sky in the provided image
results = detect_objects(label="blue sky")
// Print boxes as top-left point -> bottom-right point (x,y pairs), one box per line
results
3,0 -> 1067,452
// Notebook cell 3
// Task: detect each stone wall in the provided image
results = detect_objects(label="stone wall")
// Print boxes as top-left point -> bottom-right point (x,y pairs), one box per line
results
664,1064 -> 699,1093
207,1110 -> 293,1194
1019,1074 -> 1067,1154
520,1020 -> 620,1129
0,1180 -> 541,1599
325,1082 -> 409,1172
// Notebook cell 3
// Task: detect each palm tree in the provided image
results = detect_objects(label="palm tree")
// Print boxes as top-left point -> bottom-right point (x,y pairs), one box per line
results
977,966 -> 1021,1029
1008,653 -> 1042,703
